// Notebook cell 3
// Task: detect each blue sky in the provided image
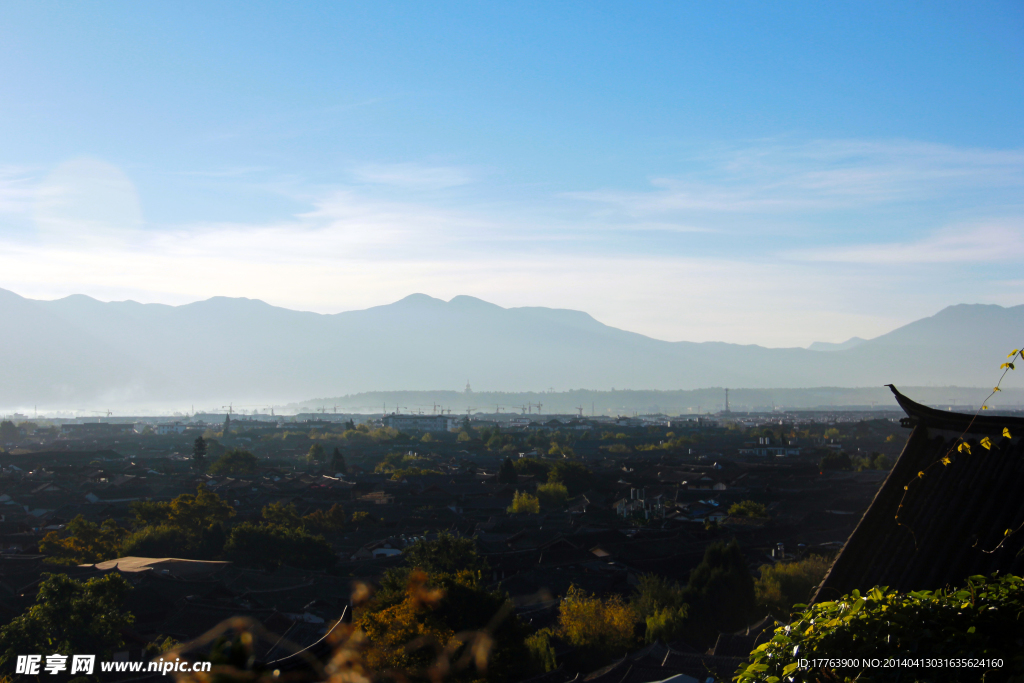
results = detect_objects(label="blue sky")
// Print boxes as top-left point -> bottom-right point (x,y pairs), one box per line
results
0,1 -> 1022,346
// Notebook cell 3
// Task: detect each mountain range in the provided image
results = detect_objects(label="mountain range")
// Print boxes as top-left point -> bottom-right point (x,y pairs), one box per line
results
1,287 -> 1022,409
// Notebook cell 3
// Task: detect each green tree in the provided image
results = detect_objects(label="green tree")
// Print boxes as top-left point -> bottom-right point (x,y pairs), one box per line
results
208,448 -> 259,476
331,446 -> 348,473
123,485 -> 234,559
38,515 -> 126,565
120,524 -> 194,558
165,484 -> 236,534
358,569 -> 530,683
192,435 -> 207,469
525,629 -> 558,673
508,491 -> 540,514
302,504 -> 347,532
307,442 -> 326,464
402,532 -> 486,575
754,555 -> 832,619
632,574 -> 689,644
262,501 -> 302,528
350,510 -> 373,525
679,539 -> 756,647
556,586 -> 638,668
0,573 -> 134,668
536,481 -> 569,508
498,457 -> 518,485
548,461 -> 593,494
0,420 -> 18,444
223,522 -> 336,571
129,485 -> 235,534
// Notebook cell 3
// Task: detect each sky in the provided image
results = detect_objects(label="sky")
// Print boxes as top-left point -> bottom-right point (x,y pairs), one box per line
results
0,1 -> 1022,347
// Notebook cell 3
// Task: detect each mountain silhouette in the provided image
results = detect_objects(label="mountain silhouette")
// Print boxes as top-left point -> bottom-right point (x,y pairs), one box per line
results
0,288 -> 1021,406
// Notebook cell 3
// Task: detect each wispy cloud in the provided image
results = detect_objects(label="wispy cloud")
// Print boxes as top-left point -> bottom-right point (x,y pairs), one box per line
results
788,221 -> 1024,264
2,138 -> 1022,347
351,162 -> 475,190
567,139 -> 1024,216
0,166 -> 37,216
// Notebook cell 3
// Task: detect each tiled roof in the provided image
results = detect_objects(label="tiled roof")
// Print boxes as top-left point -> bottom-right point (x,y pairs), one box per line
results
815,386 -> 1024,600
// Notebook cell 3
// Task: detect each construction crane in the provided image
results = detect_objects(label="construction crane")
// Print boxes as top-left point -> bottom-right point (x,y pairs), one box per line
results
519,405 -> 528,415
575,405 -> 584,417
535,402 -> 543,414
465,407 -> 477,416
222,404 -> 235,415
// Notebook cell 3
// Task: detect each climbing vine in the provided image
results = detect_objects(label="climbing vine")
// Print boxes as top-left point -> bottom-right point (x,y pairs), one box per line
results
894,347 -> 1021,552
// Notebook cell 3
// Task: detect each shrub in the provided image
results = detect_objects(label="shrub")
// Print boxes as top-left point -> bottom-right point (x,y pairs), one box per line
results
508,491 -> 540,514
728,500 -> 768,518
736,573 -> 1024,682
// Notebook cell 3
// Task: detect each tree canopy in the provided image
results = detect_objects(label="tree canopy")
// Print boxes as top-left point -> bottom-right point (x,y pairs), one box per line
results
679,539 -> 756,647
331,446 -> 348,473
498,457 -> 517,484
631,574 -> 688,644
208,448 -> 259,476
307,442 -> 326,463
401,532 -> 486,575
39,515 -> 125,565
0,573 -> 134,668
357,569 -> 529,683
508,491 -> 540,514
554,585 -> 638,668
223,522 -> 336,571
0,420 -> 19,444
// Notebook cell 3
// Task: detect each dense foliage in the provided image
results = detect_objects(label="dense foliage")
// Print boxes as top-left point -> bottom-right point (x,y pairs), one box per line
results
678,539 -> 757,647
0,573 -> 134,668
632,574 -> 689,643
729,500 -> 768,518
208,448 -> 259,475
508,490 -> 540,514
754,555 -> 832,619
401,532 -> 486,575
222,521 -> 336,570
735,573 -> 1024,683
38,515 -> 126,565
536,481 -> 569,508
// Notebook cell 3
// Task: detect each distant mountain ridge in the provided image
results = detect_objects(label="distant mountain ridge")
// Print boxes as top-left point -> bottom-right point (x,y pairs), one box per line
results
807,337 -> 866,352
0,287 -> 1021,407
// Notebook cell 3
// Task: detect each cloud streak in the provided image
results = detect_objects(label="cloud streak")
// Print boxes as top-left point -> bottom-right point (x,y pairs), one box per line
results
1,138 -> 1021,347
567,139 -> 1024,216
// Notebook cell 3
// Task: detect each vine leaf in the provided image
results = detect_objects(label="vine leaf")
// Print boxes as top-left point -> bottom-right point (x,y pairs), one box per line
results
1004,428 -> 1013,439
958,442 -> 971,455
980,437 -> 992,450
